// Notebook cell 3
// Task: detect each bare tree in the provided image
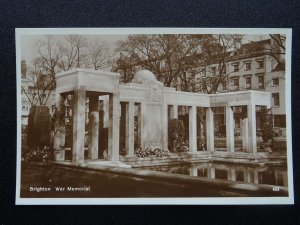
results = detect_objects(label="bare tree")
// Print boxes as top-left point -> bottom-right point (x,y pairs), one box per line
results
268,34 -> 286,70
22,36 -> 61,106
85,40 -> 112,70
22,35 -> 113,107
113,34 -> 244,94
114,34 -> 206,88
194,34 -> 244,94
66,35 -> 88,68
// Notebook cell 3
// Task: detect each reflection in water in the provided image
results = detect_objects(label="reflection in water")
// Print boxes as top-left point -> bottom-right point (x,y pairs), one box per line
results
145,162 -> 288,187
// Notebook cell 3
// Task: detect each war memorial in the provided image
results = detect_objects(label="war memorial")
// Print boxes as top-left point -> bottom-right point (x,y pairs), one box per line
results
53,68 -> 272,167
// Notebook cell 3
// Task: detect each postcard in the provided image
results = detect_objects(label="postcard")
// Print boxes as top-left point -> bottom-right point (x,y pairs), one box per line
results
16,28 -> 293,205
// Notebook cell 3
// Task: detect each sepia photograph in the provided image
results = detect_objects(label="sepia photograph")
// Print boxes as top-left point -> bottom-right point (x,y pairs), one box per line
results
15,28 -> 293,205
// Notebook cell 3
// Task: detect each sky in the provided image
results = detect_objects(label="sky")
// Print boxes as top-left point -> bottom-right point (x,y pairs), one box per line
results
20,34 -> 129,63
20,33 -> 269,65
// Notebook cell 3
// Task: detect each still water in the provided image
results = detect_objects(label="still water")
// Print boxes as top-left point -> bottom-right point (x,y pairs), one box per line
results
144,162 -> 288,187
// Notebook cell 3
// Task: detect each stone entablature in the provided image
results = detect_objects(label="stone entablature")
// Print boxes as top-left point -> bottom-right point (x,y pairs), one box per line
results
54,69 -> 271,166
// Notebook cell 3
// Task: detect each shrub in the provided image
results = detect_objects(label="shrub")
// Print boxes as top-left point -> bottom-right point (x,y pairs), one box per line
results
135,147 -> 170,158
260,108 -> 274,146
168,119 -> 186,152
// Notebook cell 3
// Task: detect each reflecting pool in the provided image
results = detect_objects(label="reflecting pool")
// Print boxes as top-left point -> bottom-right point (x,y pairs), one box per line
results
143,162 -> 288,187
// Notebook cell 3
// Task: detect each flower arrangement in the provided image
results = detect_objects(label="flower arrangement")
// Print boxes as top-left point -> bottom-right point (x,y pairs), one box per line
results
22,146 -> 54,164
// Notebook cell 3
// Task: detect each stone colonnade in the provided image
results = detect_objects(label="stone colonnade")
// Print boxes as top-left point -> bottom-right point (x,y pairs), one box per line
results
55,91 -> 120,164
54,69 -> 121,165
166,103 -> 257,153
54,69 -> 271,165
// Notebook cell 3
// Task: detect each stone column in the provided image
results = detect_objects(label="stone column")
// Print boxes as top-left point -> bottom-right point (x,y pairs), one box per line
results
170,105 -> 178,119
226,105 -> 234,152
228,168 -> 236,181
54,93 -> 66,160
108,93 -> 120,161
244,170 -> 252,183
189,105 -> 197,152
162,103 -> 169,151
208,165 -> 215,179
136,103 -> 142,148
190,166 -> 198,176
72,90 -> 86,164
254,169 -> 259,184
140,103 -> 146,149
88,95 -> 99,159
242,118 -> 249,152
125,101 -> 135,156
248,103 -> 257,153
206,107 -> 214,151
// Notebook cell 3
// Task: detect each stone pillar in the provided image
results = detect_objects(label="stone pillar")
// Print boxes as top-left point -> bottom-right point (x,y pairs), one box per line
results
208,165 -> 215,179
254,169 -> 259,184
244,170 -> 251,183
242,118 -> 249,152
228,168 -> 236,181
136,103 -> 142,148
170,105 -> 178,119
125,101 -> 135,156
88,95 -> 99,159
108,93 -> 120,161
72,90 -> 86,164
140,103 -> 146,149
248,103 -> 257,153
189,105 -> 197,152
206,107 -> 214,151
226,105 -> 234,152
190,166 -> 198,176
163,103 -> 169,151
54,93 -> 65,160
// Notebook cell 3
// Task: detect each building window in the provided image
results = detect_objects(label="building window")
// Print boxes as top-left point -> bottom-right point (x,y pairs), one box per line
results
272,93 -> 280,106
274,115 -> 286,128
233,64 -> 239,72
272,77 -> 279,86
257,60 -> 264,69
245,76 -> 252,89
245,62 -> 251,71
233,78 -> 239,89
257,75 -> 264,89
